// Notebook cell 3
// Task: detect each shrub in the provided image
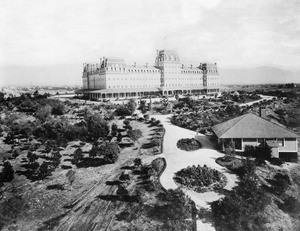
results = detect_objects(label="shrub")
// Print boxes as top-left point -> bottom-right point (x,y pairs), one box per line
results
133,158 -> 142,167
38,162 -> 53,179
115,106 -> 131,116
244,145 -> 272,160
66,169 -> 76,185
211,173 -> 271,231
152,188 -> 192,221
116,185 -> 128,197
1,161 -> 14,182
98,142 -> 121,163
51,102 -> 65,115
173,165 -> 227,193
119,172 -> 130,181
73,148 -> 83,164
27,151 -> 38,163
117,132 -> 122,142
127,129 -> 142,141
269,157 -> 284,166
176,138 -> 202,151
267,173 -> 290,195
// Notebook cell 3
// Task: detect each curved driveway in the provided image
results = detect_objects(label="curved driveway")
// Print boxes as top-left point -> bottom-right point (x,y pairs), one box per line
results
153,114 -> 238,231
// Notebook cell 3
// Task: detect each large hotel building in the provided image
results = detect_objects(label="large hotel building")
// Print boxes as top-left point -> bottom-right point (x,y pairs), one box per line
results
82,50 -> 220,99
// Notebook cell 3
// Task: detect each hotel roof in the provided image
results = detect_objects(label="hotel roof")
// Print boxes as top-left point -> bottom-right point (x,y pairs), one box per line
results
211,113 -> 299,139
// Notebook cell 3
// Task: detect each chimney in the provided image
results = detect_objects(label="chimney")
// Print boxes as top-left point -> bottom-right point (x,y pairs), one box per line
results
191,64 -> 193,69
260,107 -> 267,118
134,62 -> 136,67
182,64 -> 184,69
146,62 -> 148,68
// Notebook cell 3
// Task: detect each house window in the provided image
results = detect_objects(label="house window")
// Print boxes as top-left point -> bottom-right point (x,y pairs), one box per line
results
257,139 -> 264,147
277,138 -> 284,147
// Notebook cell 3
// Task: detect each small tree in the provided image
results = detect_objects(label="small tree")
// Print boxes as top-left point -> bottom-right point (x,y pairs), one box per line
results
89,145 -> 98,158
127,129 -> 142,141
66,169 -> 76,185
1,161 -> 14,182
117,132 -> 123,143
224,140 -> 235,158
117,185 -> 128,198
98,142 -> 121,163
27,151 -> 38,163
127,99 -> 137,115
123,119 -> 131,130
111,123 -> 118,137
38,162 -> 52,179
133,158 -> 142,168
143,114 -> 149,121
73,148 -> 83,164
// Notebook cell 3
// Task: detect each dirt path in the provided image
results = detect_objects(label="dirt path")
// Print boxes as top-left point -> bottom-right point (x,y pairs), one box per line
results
152,114 -> 238,231
55,169 -> 120,231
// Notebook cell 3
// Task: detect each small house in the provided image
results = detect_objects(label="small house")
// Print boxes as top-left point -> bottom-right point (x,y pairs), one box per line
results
211,112 -> 299,162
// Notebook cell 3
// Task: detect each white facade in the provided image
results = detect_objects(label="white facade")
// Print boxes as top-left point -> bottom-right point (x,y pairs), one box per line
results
82,50 -> 220,99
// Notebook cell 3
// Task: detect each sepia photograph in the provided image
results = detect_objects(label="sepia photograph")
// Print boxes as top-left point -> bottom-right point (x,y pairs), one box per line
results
0,0 -> 300,230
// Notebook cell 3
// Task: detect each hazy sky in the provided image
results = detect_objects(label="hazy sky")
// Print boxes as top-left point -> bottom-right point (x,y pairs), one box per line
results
0,0 -> 299,86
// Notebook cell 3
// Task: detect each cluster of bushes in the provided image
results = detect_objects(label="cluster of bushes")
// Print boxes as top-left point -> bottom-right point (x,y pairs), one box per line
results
3,109 -> 110,147
244,145 -> 284,166
1,92 -> 66,115
114,99 -> 136,116
22,150 -> 62,181
72,142 -> 121,168
148,188 -> 193,229
211,158 -> 271,231
0,161 -> 14,186
171,105 -> 242,131
173,165 -> 227,193
176,138 -> 202,151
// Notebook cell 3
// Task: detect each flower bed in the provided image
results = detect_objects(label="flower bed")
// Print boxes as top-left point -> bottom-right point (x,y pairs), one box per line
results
173,165 -> 227,193
176,138 -> 202,151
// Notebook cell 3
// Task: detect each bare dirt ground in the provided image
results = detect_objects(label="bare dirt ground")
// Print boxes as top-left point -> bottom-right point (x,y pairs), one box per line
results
0,116 -> 164,231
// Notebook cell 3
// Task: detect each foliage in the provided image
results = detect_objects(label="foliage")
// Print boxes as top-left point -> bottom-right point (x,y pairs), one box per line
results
35,105 -> 52,122
38,162 -> 53,179
174,165 -> 226,193
27,151 -> 38,163
66,169 -> 76,185
127,99 -> 137,115
117,132 -> 122,142
211,168 -> 271,231
269,157 -> 284,166
116,185 -> 128,197
224,140 -> 235,156
139,100 -> 147,113
133,158 -> 142,167
267,173 -> 290,195
1,161 -> 14,182
127,129 -> 142,141
73,148 -> 83,164
98,142 -> 121,163
176,138 -> 202,151
244,145 -> 272,160
111,123 -> 118,137
151,188 -> 192,221
114,105 -> 131,116
84,112 -> 109,141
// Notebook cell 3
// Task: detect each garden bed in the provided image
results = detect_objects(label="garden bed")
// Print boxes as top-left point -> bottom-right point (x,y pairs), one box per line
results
173,165 -> 227,193
176,138 -> 202,151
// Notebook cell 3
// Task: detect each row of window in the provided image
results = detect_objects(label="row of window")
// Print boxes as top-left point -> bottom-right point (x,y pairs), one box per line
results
165,83 -> 203,87
128,69 -> 159,73
108,85 -> 159,88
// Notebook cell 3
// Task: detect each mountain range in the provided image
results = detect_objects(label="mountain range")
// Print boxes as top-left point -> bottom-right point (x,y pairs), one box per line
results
219,66 -> 300,85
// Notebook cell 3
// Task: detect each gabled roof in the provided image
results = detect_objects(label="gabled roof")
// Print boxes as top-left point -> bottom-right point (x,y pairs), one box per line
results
211,113 -> 299,139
